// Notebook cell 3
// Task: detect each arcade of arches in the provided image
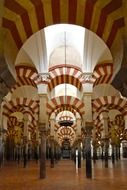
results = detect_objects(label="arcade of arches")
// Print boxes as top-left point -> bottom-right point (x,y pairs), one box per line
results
1,0 -> 127,189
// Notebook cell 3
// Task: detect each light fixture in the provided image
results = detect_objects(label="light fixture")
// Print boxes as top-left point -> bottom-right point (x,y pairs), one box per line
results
58,113 -> 73,126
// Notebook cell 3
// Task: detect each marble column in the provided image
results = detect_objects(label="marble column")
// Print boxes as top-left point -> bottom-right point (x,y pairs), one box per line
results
38,91 -> 48,179
115,145 -> 119,160
111,143 -> 115,164
35,129 -> 39,162
85,122 -> 93,178
54,142 -> 59,163
100,110 -> 109,168
92,128 -> 97,163
76,118 -> 82,168
50,136 -> 54,168
39,123 -> 47,179
46,139 -> 50,160
23,114 -> 29,168
104,137 -> 109,168
92,142 -> 97,164
0,132 -> 3,167
124,115 -> 127,130
0,103 -> 3,167
101,142 -> 104,160
50,116 -> 55,168
77,138 -> 81,168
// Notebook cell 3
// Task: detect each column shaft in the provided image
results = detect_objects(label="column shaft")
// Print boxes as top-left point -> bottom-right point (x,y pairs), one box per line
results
101,111 -> 109,168
40,133 -> 46,179
104,138 -> 109,168
85,125 -> 93,178
78,140 -> 81,168
50,139 -> 54,168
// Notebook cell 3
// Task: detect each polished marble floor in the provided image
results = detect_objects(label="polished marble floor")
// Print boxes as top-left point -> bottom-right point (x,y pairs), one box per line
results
0,159 -> 127,190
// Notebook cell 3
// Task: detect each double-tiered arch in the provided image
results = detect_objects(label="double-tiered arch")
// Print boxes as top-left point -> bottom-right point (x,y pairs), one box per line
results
47,96 -> 85,117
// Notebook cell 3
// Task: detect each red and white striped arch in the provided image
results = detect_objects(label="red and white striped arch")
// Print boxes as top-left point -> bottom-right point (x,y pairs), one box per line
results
92,63 -> 113,87
15,66 -> 38,81
48,65 -> 83,91
57,126 -> 75,142
7,116 -> 37,139
54,107 -> 77,117
5,102 -> 39,133
11,66 -> 39,93
2,0 -> 124,50
3,98 -> 39,117
114,114 -> 124,126
92,96 -> 127,116
7,116 -> 24,138
22,110 -> 39,129
47,96 -> 85,117
93,115 -> 104,131
94,117 -> 103,127
7,116 -> 24,129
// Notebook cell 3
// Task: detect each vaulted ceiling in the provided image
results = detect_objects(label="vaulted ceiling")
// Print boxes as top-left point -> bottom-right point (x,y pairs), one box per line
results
0,0 -> 127,97
1,0 -> 126,52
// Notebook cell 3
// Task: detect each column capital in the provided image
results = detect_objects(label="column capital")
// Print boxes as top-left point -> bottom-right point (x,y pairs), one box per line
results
23,136 -> 27,144
124,114 -> 127,129
50,135 -> 54,141
85,121 -> 93,129
39,122 -> 46,126
39,93 -> 48,98
85,122 -> 93,136
39,123 -> 47,137
77,135 -> 82,141
102,136 -> 109,141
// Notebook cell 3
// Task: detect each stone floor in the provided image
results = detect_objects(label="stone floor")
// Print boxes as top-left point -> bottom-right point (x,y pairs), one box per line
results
0,159 -> 127,190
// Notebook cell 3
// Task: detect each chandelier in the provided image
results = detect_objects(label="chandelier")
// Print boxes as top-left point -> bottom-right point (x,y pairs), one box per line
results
58,112 -> 73,127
